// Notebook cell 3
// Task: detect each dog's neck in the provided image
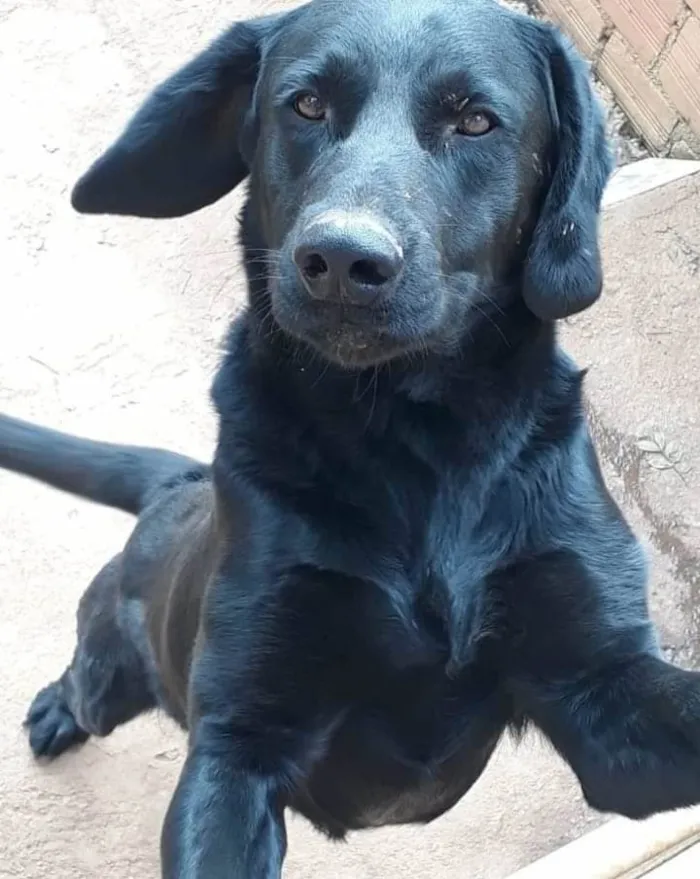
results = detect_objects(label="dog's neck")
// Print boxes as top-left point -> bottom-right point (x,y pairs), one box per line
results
238,267 -> 558,410
212,270 -> 575,441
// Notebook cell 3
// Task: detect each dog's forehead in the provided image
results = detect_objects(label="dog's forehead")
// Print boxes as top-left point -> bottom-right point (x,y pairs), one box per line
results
303,0 -> 504,25
274,0 -> 539,96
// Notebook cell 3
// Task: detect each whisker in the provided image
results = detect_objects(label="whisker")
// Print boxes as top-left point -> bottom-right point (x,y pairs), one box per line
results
364,366 -> 380,431
471,302 -> 510,347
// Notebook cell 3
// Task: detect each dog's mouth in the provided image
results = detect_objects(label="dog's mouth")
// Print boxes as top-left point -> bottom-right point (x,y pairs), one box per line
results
267,276 -> 413,367
267,256 -> 458,368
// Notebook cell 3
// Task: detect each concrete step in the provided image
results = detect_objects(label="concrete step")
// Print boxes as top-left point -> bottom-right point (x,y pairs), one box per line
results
508,806 -> 700,879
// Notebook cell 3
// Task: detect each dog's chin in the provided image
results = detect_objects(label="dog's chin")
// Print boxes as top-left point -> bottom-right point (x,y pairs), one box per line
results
289,322 -> 417,369
278,310 -> 468,369
314,334 -> 413,369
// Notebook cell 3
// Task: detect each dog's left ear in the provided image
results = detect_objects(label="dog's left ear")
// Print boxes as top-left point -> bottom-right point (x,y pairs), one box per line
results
71,12 -> 293,219
523,28 -> 613,321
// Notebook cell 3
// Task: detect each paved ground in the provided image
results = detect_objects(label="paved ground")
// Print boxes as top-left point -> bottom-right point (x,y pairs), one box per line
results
1,2 -> 699,878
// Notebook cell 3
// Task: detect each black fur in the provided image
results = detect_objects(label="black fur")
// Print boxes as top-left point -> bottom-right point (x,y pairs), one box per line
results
4,2 -> 699,878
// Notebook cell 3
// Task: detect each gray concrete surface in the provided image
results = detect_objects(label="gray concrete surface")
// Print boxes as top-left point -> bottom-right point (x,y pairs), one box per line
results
561,172 -> 700,671
1,2 -> 698,878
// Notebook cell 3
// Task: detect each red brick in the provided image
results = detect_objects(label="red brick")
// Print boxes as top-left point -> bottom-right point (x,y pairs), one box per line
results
598,32 -> 678,150
659,15 -> 700,138
599,0 -> 681,65
537,0 -> 606,56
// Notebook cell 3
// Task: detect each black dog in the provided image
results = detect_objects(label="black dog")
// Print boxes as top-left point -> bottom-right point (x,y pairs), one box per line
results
3,0 -> 700,876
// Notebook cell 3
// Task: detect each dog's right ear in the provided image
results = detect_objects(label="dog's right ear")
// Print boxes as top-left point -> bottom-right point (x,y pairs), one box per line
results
71,12 -> 294,219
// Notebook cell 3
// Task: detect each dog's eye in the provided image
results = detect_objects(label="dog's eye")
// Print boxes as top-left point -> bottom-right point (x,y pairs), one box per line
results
293,92 -> 327,121
456,109 -> 495,137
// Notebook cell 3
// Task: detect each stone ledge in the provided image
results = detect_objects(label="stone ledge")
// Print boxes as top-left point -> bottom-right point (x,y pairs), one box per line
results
507,805 -> 700,877
603,156 -> 700,206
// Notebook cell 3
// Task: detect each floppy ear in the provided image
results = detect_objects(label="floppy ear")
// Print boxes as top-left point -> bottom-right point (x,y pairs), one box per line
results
71,13 -> 289,218
522,28 -> 613,321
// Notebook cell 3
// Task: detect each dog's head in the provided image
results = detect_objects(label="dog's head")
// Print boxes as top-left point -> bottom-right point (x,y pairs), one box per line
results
72,0 -> 612,368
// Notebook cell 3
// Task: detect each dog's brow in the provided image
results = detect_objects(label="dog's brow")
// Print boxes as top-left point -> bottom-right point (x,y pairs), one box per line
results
419,65 -> 527,126
275,50 -> 374,102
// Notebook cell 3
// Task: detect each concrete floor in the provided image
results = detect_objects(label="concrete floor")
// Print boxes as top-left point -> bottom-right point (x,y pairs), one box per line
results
1,2 -> 699,878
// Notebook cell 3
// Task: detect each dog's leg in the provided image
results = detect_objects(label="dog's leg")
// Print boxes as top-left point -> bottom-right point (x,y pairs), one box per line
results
159,562 -> 361,878
513,653 -> 700,819
25,555 -> 156,758
159,668 -> 325,879
161,738 -> 288,879
505,552 -> 700,819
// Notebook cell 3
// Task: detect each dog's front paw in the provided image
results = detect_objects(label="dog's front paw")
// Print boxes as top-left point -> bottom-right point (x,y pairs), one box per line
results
24,681 -> 89,759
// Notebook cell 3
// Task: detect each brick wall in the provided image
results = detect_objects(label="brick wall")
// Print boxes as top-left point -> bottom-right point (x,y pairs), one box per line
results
535,0 -> 700,158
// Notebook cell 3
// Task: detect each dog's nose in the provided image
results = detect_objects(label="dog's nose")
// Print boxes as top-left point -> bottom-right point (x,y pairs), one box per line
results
294,212 -> 404,306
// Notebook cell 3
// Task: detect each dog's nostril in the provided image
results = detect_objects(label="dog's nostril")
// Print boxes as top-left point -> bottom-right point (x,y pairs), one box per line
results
348,259 -> 390,288
301,253 -> 329,280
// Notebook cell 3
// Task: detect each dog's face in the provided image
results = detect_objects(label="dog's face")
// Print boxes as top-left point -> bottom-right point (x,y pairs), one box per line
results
71,0 -> 612,369
252,0 -> 555,367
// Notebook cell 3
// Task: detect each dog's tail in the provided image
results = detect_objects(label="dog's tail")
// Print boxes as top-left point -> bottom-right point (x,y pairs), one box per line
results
0,413 -> 207,516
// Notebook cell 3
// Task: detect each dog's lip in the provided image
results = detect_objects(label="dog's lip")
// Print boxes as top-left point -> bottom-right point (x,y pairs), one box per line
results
274,292 -> 389,342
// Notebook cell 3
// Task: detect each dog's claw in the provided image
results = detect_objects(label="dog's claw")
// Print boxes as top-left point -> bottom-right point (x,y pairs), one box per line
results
24,682 -> 89,759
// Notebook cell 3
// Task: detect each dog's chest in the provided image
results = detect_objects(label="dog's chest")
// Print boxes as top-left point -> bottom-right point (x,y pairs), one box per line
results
348,456 -> 509,670
282,509 -> 513,833
317,551 -> 505,754
299,615 -> 509,832
307,473 -> 512,825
